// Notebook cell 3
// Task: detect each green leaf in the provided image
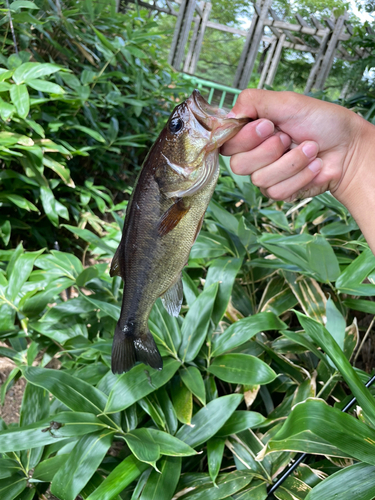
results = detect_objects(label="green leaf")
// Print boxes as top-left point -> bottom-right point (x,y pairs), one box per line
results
336,248 -> 375,295
208,353 -> 276,385
139,456 -> 181,500
0,476 -> 27,500
176,470 -> 254,500
6,249 -> 44,301
325,296 -> 345,351
305,462 -> 375,500
9,84 -> 29,118
63,225 -> 114,254
216,411 -> 266,437
40,186 -> 59,226
147,428 -> 197,457
9,1 -> 38,11
179,282 -> 218,362
149,299 -> 181,355
33,455 -> 69,482
205,257 -> 242,325
207,438 -> 225,484
86,455 -> 149,500
105,358 -> 180,413
296,312 -> 375,426
306,234 -> 340,282
0,412 -> 107,453
26,79 -> 64,94
124,429 -> 161,467
51,431 -> 114,500
13,62 -> 62,84
43,156 -> 75,187
180,366 -> 206,405
209,199 -> 239,234
261,399 -> 375,465
69,125 -> 106,142
175,394 -> 242,448
212,312 -> 286,357
171,379 -> 193,425
23,366 -> 117,427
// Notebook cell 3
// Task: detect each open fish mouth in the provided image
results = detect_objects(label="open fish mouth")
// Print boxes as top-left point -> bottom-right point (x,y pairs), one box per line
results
189,89 -> 249,149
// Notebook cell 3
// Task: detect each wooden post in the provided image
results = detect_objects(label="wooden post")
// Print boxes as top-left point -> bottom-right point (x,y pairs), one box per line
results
305,14 -> 346,92
265,33 -> 285,86
184,1 -> 212,74
233,0 -> 273,90
257,37 -> 276,88
168,0 -> 197,71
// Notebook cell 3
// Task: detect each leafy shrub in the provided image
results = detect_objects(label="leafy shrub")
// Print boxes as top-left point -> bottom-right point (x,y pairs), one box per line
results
0,0 -> 184,249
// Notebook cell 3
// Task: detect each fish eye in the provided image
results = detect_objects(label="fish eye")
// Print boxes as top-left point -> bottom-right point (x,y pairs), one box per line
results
169,118 -> 183,134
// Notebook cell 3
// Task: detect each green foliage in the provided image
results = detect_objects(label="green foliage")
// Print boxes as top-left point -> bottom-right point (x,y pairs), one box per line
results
0,0 -> 185,249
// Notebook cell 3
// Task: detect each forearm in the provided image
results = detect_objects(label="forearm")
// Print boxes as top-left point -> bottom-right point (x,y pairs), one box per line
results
334,119 -> 375,254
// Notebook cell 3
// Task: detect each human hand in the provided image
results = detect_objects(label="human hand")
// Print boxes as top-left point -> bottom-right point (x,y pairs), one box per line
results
220,89 -> 371,204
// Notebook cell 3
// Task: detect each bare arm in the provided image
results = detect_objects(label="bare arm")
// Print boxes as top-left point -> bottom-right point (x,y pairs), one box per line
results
221,89 -> 375,252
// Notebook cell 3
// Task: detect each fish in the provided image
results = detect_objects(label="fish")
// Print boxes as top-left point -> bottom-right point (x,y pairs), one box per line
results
110,90 -> 248,374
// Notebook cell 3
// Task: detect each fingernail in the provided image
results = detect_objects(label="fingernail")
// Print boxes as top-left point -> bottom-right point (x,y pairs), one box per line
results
308,158 -> 322,173
227,111 -> 236,118
256,119 -> 274,138
302,142 -> 318,159
280,133 -> 291,148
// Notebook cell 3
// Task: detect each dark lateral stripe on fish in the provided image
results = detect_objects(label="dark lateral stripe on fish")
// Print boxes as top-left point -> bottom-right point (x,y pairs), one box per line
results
157,198 -> 190,237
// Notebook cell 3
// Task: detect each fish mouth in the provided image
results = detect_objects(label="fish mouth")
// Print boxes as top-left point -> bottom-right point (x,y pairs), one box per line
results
189,89 -> 249,150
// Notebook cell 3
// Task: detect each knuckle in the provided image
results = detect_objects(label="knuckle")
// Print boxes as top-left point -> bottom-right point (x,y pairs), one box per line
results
266,185 -> 284,200
230,155 -> 242,174
250,170 -> 264,187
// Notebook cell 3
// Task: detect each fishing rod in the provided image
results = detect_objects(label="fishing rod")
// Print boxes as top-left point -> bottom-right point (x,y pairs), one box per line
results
267,373 -> 375,498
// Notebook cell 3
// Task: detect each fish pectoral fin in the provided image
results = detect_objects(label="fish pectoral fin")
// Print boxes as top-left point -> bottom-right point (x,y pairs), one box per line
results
110,244 -> 122,278
161,274 -> 183,317
157,198 -> 190,237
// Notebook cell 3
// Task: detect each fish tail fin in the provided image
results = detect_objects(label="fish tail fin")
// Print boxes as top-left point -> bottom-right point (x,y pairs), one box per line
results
111,322 -> 163,374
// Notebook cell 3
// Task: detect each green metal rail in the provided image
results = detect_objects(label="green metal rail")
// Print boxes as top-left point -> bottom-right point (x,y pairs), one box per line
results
182,74 -> 242,107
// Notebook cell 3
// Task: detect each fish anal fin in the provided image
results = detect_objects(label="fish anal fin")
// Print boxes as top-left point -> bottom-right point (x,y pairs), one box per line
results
161,275 -> 183,317
157,198 -> 190,237
110,243 -> 122,278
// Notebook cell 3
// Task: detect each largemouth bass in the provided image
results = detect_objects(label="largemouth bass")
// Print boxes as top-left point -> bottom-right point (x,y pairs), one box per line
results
110,90 -> 248,374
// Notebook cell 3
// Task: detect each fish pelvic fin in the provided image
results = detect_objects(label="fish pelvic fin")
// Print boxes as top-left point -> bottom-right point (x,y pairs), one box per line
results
111,322 -> 163,374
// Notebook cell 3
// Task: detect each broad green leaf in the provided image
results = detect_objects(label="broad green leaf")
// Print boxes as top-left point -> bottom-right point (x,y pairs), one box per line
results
284,271 -> 326,323
9,1 -> 38,10
306,234 -> 340,282
216,411 -> 266,437
305,462 -> 375,500
86,455 -> 148,500
6,249 -> 44,301
343,298 -> 375,314
207,438 -> 225,484
63,225 -> 114,254
336,248 -> 375,295
212,312 -> 286,357
180,366 -> 206,405
32,455 -> 69,482
325,296 -> 345,351
43,156 -> 75,187
274,476 -> 311,500
149,299 -> 181,355
51,430 -> 114,500
171,379 -> 193,425
260,399 -> 375,463
0,458 -> 19,479
9,84 -> 29,118
0,476 -> 27,500
40,185 -> 58,226
205,257 -> 242,325
23,366 -> 117,427
176,394 -> 242,448
179,283 -> 218,362
208,354 -> 276,385
191,232 -> 233,259
147,428 -> 197,457
105,358 -> 180,413
176,470 -> 254,500
296,312 -> 375,426
209,199 -> 239,234
20,383 -> 49,427
13,62 -> 62,84
69,125 -> 106,143
139,456 -> 181,500
124,429 -> 160,467
260,208 -> 290,231
26,79 -> 64,94
0,412 -> 106,452
232,479 -> 267,499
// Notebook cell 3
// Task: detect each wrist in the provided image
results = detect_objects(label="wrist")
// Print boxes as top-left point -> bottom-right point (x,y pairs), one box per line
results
334,118 -> 375,250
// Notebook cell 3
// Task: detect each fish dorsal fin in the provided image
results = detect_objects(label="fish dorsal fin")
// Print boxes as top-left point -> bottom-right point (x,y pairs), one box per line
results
161,275 -> 183,317
163,151 -> 218,199
110,243 -> 122,278
157,198 -> 190,237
